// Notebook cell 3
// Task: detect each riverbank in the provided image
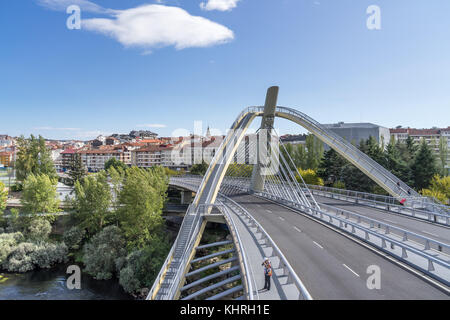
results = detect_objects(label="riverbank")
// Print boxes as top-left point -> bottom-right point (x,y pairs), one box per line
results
0,264 -> 132,300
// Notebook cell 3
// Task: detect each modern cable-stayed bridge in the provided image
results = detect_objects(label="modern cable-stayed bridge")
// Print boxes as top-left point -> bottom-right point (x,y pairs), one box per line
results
148,87 -> 449,300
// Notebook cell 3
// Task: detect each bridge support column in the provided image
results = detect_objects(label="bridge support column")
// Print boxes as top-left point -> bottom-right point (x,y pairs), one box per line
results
250,86 -> 278,193
181,191 -> 193,204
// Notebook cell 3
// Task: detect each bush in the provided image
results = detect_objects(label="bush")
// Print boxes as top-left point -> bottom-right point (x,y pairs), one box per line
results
27,218 -> 52,242
31,242 -> 68,268
3,242 -> 37,272
82,226 -> 127,280
0,232 -> 24,265
63,226 -> 86,251
119,263 -> 141,294
118,236 -> 171,294
297,169 -> 324,186
332,181 -> 346,189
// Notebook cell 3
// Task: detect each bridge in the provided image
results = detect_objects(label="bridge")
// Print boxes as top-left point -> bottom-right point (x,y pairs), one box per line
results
148,87 -> 449,300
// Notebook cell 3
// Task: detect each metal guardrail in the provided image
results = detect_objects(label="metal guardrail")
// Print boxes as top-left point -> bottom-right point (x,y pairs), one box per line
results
169,178 -> 313,300
170,177 -> 450,286
219,200 -> 255,300
149,179 -> 254,300
220,195 -> 313,300
253,191 -> 450,286
306,184 -> 450,214
147,204 -> 202,300
306,185 -> 450,226
317,202 -> 450,255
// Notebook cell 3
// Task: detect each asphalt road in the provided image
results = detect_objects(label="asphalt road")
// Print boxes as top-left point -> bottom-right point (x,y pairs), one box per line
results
313,194 -> 450,244
230,193 -> 449,299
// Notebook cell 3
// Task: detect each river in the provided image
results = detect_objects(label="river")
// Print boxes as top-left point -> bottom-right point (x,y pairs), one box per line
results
0,264 -> 132,300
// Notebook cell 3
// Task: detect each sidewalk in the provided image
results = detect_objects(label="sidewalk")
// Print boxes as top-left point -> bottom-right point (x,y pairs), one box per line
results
227,207 -> 300,300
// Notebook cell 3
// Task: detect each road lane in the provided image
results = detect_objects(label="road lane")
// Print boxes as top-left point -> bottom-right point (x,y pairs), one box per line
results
313,195 -> 450,243
231,194 -> 449,299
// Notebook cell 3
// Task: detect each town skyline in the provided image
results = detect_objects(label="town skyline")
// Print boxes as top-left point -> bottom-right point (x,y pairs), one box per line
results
1,1 -> 450,140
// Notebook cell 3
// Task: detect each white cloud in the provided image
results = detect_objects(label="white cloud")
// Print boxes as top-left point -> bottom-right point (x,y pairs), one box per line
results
136,124 -> 167,128
81,5 -> 234,50
200,0 -> 240,11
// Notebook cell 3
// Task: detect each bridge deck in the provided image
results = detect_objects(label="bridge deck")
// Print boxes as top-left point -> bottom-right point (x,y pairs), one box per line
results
230,194 -> 449,299
313,195 -> 450,244
227,201 -> 300,299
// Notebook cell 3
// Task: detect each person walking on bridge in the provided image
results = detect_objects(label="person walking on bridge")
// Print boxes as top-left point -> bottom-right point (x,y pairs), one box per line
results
262,258 -> 272,291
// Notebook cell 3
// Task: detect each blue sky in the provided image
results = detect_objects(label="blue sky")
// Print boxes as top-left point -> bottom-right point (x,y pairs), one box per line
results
0,0 -> 449,140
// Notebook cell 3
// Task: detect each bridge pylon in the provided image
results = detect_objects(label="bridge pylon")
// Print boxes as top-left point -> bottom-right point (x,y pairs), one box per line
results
250,86 -> 278,193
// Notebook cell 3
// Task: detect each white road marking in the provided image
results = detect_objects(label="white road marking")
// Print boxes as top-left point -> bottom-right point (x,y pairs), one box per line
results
343,264 -> 360,277
294,226 -> 302,233
279,216 -> 285,221
313,241 -> 323,249
266,209 -> 272,213
383,219 -> 396,224
422,230 -> 439,237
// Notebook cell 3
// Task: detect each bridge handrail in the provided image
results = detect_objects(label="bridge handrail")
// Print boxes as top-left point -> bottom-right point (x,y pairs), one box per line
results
169,178 -> 313,299
217,177 -> 450,253
276,106 -> 418,202
165,207 -> 204,299
255,191 -> 450,280
220,195 -> 313,300
218,200 -> 256,300
306,184 -> 450,215
147,203 -> 195,299
317,202 -> 450,253
305,185 -> 450,225
216,176 -> 450,260
172,178 -> 450,251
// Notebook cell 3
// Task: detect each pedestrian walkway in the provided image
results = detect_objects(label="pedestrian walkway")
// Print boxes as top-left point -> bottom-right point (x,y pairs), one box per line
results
227,204 -> 300,299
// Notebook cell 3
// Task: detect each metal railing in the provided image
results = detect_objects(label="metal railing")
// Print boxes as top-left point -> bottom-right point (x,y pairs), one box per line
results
220,195 -> 313,300
168,177 -> 313,299
219,200 -> 255,300
306,185 -> 450,226
253,190 -> 450,286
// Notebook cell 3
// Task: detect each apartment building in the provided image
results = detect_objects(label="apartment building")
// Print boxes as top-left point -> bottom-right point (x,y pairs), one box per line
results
390,126 -> 450,169
61,149 -> 77,171
131,145 -> 163,168
0,151 -> 13,167
78,149 -> 125,172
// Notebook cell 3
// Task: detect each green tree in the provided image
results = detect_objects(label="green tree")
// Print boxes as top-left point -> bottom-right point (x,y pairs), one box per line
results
305,135 -> 324,170
317,149 -> 346,185
296,169 -> 324,186
190,161 -> 208,176
15,135 -> 57,184
68,153 -> 86,186
340,163 -> 375,193
104,157 -> 128,171
118,235 -> 171,294
117,167 -> 167,249
363,136 -> 386,167
63,226 -> 86,251
82,225 -> 127,280
72,171 -> 112,235
421,175 -> 450,204
108,166 -> 125,210
0,181 -> 7,214
384,137 -> 412,185
27,218 -> 52,242
21,173 -> 59,215
438,137 -> 449,176
411,140 -> 438,190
